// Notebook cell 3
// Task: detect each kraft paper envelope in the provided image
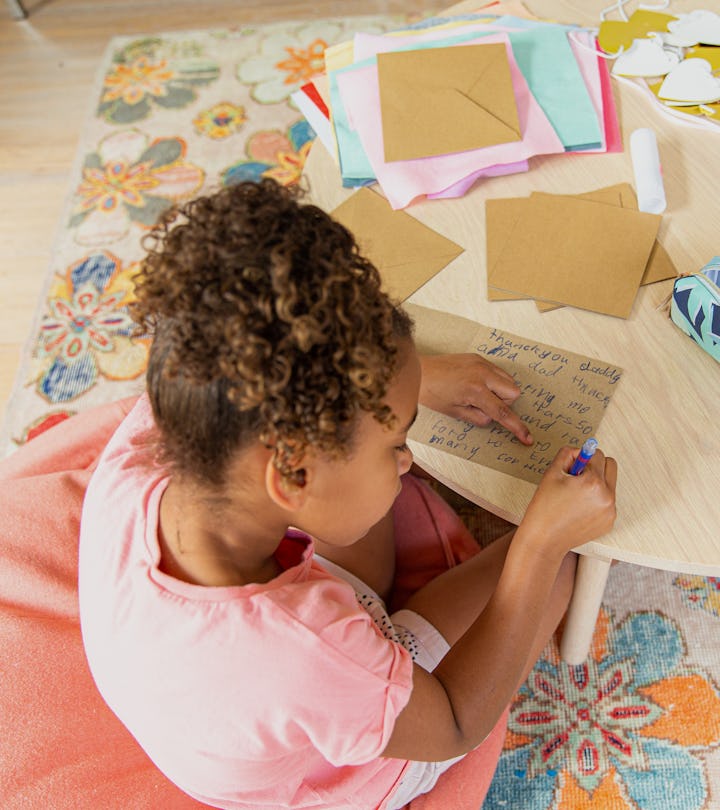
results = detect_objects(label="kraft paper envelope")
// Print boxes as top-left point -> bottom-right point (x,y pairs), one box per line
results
331,187 -> 464,301
487,194 -> 661,318
487,185 -> 675,310
608,184 -> 676,285
487,189 -> 626,303
531,186 -> 675,310
377,42 -> 522,162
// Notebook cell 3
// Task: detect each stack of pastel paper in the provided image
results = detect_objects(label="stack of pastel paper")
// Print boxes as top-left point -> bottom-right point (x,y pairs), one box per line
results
485,184 -> 676,318
293,4 -> 622,209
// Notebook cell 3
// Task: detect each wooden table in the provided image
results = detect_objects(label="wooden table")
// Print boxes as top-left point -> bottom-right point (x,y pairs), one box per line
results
303,0 -> 720,663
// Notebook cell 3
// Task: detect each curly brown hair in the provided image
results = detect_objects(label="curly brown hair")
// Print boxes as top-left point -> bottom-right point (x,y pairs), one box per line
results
131,179 -> 413,487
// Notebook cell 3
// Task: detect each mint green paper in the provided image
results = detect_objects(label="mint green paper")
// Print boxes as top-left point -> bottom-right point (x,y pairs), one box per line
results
418,23 -> 602,151
503,24 -> 602,151
329,60 -> 377,186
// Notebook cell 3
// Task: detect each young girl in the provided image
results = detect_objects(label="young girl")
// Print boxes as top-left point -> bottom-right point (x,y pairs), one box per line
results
78,179 -> 617,810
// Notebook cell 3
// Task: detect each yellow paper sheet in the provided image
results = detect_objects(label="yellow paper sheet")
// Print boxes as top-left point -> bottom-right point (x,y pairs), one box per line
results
331,188 -> 464,302
323,40 -> 355,73
598,9 -> 677,54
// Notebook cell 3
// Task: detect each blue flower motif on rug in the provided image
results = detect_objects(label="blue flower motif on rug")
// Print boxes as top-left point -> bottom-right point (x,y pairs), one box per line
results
32,252 -> 149,403
484,610 -> 720,810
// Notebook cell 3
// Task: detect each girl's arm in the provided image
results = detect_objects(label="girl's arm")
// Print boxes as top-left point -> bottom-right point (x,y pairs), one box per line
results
381,446 -> 617,762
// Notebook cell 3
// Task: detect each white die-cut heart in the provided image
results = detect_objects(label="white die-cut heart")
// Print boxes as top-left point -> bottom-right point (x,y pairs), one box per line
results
659,58 -> 720,104
664,10 -> 720,47
612,36 -> 680,77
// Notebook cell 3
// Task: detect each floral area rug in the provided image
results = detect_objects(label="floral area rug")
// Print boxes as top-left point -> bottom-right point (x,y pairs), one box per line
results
2,15 -> 719,810
1,15 -> 412,452
486,565 -> 720,810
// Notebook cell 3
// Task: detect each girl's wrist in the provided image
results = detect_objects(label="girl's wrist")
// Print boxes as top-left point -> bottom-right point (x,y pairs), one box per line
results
506,525 -> 568,574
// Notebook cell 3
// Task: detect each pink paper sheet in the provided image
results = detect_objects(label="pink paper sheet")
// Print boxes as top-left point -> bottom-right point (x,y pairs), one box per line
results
337,34 -> 564,209
568,30 -> 621,154
354,28 -> 531,199
596,39 -> 622,153
427,159 -> 529,199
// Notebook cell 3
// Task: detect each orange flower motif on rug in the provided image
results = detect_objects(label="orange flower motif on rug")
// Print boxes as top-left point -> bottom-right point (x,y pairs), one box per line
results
275,39 -> 328,85
69,129 -> 204,246
102,55 -> 175,107
98,37 -> 220,124
236,18 -> 389,104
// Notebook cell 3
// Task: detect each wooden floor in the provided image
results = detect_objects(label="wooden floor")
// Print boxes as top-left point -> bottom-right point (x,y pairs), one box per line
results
0,0 -> 444,426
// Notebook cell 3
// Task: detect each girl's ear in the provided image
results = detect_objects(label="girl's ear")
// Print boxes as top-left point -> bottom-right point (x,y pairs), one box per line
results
264,455 -> 310,512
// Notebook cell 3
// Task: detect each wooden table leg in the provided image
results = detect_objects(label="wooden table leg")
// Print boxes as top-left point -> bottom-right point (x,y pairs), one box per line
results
7,0 -> 27,19
559,555 -> 612,665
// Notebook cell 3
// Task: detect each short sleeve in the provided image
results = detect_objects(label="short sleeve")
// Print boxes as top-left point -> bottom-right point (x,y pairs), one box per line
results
263,578 -> 414,766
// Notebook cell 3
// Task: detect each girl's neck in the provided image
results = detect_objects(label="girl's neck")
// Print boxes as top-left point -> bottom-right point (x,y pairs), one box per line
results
157,476 -> 285,587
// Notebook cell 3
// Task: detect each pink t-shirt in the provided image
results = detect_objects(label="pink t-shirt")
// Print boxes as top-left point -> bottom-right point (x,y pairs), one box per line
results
78,396 -> 414,810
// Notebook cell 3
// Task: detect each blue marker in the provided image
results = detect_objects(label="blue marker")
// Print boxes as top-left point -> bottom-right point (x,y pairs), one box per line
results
570,438 -> 598,476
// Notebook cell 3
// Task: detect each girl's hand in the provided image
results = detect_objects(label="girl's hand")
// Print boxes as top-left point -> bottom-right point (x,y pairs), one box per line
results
418,353 -> 533,446
518,446 -> 618,558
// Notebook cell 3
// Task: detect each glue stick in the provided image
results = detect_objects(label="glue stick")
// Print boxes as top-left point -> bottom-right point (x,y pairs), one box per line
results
629,128 -> 666,214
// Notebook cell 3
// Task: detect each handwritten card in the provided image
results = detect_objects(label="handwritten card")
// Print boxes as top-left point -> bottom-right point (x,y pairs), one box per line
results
406,305 -> 623,484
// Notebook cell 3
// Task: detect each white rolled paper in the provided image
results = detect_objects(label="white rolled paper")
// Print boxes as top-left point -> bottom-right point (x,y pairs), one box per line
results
629,128 -> 667,214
